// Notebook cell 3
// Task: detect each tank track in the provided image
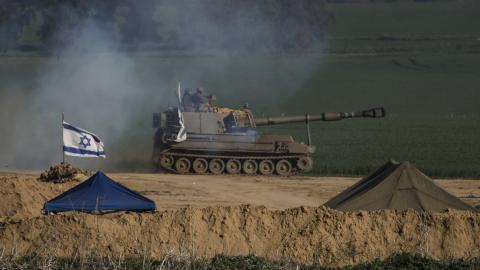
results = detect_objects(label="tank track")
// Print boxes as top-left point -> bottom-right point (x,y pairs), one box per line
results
157,151 -> 313,176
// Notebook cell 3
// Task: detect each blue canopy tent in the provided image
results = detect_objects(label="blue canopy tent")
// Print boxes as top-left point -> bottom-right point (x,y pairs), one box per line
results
43,171 -> 156,213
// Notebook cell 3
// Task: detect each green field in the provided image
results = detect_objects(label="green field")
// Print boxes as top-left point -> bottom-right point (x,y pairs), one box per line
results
1,52 -> 478,178
0,1 -> 479,178
325,0 -> 480,54
326,1 -> 480,37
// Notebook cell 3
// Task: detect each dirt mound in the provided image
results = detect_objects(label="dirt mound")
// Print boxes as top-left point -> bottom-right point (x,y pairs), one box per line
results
38,162 -> 91,183
1,172 -> 479,266
0,205 -> 479,266
0,174 -> 80,220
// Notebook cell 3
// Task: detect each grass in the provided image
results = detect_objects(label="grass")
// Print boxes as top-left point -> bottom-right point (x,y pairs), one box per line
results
1,53 -> 479,178
2,253 -> 480,269
265,117 -> 480,178
347,253 -> 480,270
262,53 -> 480,178
324,1 -> 480,54
325,0 -> 480,37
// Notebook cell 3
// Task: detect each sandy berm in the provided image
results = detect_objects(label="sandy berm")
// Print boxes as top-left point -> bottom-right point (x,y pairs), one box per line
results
1,172 -> 480,266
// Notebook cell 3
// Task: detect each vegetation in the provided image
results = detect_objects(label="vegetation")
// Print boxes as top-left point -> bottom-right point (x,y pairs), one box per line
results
267,53 -> 480,178
347,253 -> 480,270
2,253 -> 480,269
325,0 -> 480,54
1,55 -> 479,178
0,0 -> 331,52
3,0 -> 479,54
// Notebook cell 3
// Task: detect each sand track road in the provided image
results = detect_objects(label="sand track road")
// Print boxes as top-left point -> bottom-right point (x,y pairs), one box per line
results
1,171 -> 480,218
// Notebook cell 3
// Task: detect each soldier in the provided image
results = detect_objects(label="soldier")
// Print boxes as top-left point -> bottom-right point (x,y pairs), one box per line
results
182,88 -> 195,112
242,103 -> 252,113
191,87 -> 210,112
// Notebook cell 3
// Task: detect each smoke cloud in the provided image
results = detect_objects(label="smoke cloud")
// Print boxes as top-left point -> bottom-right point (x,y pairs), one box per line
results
0,2 -> 325,171
1,22 -> 154,170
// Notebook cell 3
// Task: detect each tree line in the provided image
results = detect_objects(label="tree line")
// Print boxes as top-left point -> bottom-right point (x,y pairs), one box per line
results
0,0 -> 333,53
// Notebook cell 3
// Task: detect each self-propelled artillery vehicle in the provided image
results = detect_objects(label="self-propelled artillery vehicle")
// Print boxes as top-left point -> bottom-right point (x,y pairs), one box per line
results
152,98 -> 385,176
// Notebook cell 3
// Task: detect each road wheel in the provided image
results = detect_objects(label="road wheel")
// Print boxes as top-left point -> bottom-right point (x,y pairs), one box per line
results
160,155 -> 174,169
242,160 -> 257,175
259,160 -> 274,175
297,156 -> 313,172
175,157 -> 191,174
226,159 -> 241,174
209,159 -> 225,174
276,159 -> 292,176
192,158 -> 208,174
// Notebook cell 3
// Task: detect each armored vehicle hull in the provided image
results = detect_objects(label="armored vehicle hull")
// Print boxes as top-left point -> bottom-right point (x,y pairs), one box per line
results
154,131 -> 315,175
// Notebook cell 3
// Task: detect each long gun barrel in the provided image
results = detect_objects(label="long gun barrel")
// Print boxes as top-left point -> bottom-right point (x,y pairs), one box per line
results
255,107 -> 385,126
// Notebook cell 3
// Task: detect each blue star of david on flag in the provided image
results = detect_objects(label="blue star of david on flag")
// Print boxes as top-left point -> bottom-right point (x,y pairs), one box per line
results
63,121 -> 106,158
79,135 -> 91,148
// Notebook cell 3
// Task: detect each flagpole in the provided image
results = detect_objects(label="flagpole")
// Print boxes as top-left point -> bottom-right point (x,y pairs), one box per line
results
62,112 -> 65,164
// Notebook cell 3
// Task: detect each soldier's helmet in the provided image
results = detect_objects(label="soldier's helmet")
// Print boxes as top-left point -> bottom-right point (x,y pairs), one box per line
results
196,87 -> 204,94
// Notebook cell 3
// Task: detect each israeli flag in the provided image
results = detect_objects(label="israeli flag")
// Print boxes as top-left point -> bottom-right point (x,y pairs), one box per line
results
63,122 -> 106,158
174,82 -> 187,142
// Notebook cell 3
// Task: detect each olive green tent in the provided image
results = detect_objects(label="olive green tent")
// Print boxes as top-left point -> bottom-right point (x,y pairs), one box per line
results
324,160 -> 475,212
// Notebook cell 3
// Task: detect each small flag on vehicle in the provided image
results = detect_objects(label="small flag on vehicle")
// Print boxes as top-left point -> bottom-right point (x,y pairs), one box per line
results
63,121 -> 106,158
174,82 -> 187,142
